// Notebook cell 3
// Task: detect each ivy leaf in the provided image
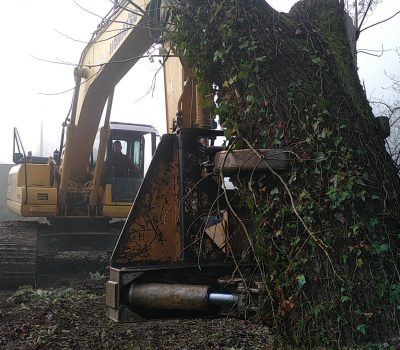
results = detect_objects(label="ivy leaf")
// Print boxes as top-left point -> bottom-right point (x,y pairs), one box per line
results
315,152 -> 326,163
246,95 -> 255,103
334,136 -> 343,146
340,295 -> 350,303
238,70 -> 249,80
255,56 -> 267,63
270,187 -> 279,195
297,274 -> 306,288
288,173 -> 297,185
228,75 -> 237,85
239,40 -> 249,49
319,127 -> 332,139
311,56 -> 322,65
358,190 -> 366,201
371,242 -> 390,254
356,324 -> 366,335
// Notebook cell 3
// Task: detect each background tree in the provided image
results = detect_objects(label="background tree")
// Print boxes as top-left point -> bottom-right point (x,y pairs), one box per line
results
345,0 -> 382,40
371,50 -> 400,173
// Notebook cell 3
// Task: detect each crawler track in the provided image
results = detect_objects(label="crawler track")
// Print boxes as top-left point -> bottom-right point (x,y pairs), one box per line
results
0,220 -> 119,288
0,221 -> 38,286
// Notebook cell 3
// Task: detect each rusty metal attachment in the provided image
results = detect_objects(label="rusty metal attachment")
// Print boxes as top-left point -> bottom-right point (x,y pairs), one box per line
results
124,283 -> 238,311
106,129 -> 287,322
125,283 -> 210,310
214,149 -> 289,175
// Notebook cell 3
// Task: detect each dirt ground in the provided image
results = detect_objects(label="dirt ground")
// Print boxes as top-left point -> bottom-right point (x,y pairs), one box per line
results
0,276 -> 274,350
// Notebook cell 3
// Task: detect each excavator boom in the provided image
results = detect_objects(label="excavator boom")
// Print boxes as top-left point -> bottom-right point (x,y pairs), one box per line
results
63,0 -> 154,184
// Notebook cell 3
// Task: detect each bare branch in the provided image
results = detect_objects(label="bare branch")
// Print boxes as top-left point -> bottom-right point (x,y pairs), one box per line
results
31,52 -> 173,70
357,0 -> 374,32
54,29 -> 88,44
359,9 -> 400,35
357,49 -> 384,57
72,0 -> 109,19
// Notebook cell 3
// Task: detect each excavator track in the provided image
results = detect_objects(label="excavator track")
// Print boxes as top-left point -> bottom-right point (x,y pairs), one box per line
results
0,221 -> 38,287
0,219 -> 120,288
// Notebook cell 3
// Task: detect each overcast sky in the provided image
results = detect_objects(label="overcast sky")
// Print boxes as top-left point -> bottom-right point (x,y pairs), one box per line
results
0,0 -> 399,164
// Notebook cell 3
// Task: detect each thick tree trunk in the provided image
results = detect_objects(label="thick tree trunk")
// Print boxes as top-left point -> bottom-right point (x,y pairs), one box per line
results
167,0 -> 400,346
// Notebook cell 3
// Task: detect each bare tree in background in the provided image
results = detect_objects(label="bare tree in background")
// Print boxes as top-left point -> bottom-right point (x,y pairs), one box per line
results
344,0 -> 382,39
370,49 -> 400,172
341,1 -> 400,170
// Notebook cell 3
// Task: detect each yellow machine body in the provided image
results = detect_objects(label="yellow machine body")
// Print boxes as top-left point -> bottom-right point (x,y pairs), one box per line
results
7,163 -> 57,217
101,184 -> 132,218
7,0 -> 191,223
7,168 -> 132,218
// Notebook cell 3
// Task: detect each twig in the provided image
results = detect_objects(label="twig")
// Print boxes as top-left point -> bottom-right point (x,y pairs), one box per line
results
241,137 -> 345,283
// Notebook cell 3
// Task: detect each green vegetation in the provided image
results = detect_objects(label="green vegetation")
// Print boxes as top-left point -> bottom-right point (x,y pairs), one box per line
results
7,285 -> 100,304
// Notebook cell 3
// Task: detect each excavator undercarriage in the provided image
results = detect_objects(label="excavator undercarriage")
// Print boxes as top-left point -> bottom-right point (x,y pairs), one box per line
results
0,219 -> 120,287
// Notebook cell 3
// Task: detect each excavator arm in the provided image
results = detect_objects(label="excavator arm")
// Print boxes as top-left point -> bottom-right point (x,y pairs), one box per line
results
61,0 -> 155,186
59,0 -> 207,210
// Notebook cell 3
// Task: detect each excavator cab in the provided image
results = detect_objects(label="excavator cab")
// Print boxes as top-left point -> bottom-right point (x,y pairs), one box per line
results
99,122 -> 158,218
107,122 -> 157,202
107,136 -> 142,203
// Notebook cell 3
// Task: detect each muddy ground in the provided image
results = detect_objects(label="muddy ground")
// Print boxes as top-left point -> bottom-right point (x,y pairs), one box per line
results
0,275 -> 273,350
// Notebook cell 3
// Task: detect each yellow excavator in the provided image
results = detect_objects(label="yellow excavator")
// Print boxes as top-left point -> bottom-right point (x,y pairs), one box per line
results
5,0 -> 289,318
3,1 -> 162,284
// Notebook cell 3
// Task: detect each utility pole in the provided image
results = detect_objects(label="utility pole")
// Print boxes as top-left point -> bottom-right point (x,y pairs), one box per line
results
40,121 -> 43,157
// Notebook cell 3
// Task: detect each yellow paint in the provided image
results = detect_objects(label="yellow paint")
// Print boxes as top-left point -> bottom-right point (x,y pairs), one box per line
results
9,163 -> 52,187
102,205 -> 131,218
101,184 -> 133,218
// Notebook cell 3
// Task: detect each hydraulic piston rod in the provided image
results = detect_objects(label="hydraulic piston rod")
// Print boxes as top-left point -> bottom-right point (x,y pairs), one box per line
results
124,283 -> 238,311
208,292 -> 239,306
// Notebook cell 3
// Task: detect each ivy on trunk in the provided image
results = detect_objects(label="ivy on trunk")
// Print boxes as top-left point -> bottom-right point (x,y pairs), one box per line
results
167,0 -> 400,347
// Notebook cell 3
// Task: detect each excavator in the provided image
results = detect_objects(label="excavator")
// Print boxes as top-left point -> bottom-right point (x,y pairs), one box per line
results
4,0 -> 290,319
2,1 -> 161,284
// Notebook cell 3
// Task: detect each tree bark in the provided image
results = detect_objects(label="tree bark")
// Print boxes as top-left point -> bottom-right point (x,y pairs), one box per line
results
167,0 -> 400,346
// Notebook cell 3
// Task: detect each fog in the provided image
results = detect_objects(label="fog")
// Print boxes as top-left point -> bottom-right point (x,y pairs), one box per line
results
0,0 -> 398,164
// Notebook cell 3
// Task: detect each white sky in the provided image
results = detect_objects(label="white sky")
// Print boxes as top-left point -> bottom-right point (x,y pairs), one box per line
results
0,0 -> 399,164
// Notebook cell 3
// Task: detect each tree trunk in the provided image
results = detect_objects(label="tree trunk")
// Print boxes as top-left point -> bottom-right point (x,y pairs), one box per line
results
167,0 -> 400,346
